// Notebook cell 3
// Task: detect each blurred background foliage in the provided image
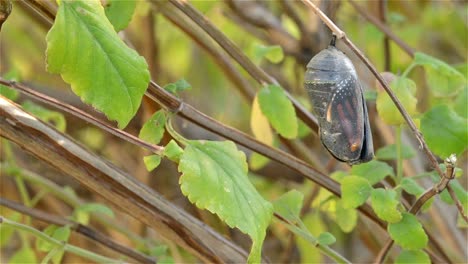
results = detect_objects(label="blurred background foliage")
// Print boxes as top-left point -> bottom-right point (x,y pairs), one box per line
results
1,0 -> 467,263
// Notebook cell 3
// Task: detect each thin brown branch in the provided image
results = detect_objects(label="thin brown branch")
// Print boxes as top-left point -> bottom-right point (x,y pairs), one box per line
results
162,0 -> 319,133
347,0 -> 415,57
0,96 -> 251,263
377,0 -> 391,71
0,198 -> 156,264
0,78 -> 164,155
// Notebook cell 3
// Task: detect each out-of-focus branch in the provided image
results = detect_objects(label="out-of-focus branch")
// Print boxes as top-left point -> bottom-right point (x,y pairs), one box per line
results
0,0 -> 12,30
0,96 -> 251,263
0,198 -> 156,264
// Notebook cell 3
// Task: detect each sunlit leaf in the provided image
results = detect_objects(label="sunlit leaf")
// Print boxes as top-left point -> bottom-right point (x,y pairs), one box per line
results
104,0 -> 136,32
144,155 -> 162,171
46,0 -> 150,128
335,199 -> 358,233
178,140 -> 273,263
421,105 -> 467,157
258,84 -> 297,139
400,178 -> 425,196
388,213 -> 428,250
249,152 -> 270,171
317,232 -> 336,246
163,140 -> 184,163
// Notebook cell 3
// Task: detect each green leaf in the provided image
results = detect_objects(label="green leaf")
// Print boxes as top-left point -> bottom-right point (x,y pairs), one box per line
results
163,140 -> 184,163
143,155 -> 161,171
9,247 -> 37,264
104,0 -> 136,32
395,250 -> 430,264
36,225 -> 58,252
388,213 -> 428,250
178,140 -> 273,263
317,232 -> 336,246
253,44 -> 284,64
370,189 -> 402,223
351,160 -> 394,185
273,190 -> 304,223
421,105 -> 467,157
0,69 -> 20,101
400,178 -> 425,196
250,95 -> 274,145
163,79 -> 192,95
248,152 -> 270,171
36,225 -> 71,264
341,176 -> 372,209
335,199 -> 358,233
74,203 -> 114,224
46,0 -> 150,129
139,110 -> 167,145
375,144 -> 416,160
414,52 -> 466,97
295,213 -> 324,263
376,76 -> 418,125
21,101 -> 67,132
257,84 -> 298,139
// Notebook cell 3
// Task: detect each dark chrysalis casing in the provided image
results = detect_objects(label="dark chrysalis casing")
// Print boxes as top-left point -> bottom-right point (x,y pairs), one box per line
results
304,40 -> 374,165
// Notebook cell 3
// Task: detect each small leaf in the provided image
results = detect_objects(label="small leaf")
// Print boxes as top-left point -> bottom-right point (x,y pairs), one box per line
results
163,140 -> 184,163
376,77 -> 418,125
414,52 -> 466,97
421,105 -> 467,157
144,155 -> 161,171
351,160 -> 394,185
21,101 -> 67,132
46,0 -> 150,128
139,110 -> 167,145
253,44 -> 284,63
9,247 -> 37,264
341,176 -> 372,209
163,79 -> 192,95
273,190 -> 304,223
400,178 -> 425,196
249,152 -> 270,171
36,225 -> 59,252
375,144 -> 416,160
258,84 -> 298,139
335,199 -> 358,233
104,0 -> 136,32
317,232 -> 336,246
371,189 -> 402,223
0,69 -> 20,101
178,140 -> 273,263
250,95 -> 274,145
395,250 -> 430,264
74,203 -> 114,224
388,213 -> 428,250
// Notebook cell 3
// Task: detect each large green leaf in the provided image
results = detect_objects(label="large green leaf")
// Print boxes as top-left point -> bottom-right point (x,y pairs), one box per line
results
104,0 -> 136,32
46,0 -> 150,128
376,77 -> 418,125
388,213 -> 428,250
421,105 -> 467,157
258,84 -> 298,139
414,52 -> 466,97
351,160 -> 394,185
178,140 -> 273,263
395,250 -> 430,264
370,189 -> 402,223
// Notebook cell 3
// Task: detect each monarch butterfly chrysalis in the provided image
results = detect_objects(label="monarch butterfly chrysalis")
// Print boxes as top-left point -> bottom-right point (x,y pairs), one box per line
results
304,36 -> 374,165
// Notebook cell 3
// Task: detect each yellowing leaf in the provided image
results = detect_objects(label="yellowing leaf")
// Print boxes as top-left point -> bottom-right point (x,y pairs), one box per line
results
250,95 -> 274,145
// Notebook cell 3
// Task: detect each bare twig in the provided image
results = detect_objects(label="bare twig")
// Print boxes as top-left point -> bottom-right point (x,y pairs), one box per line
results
0,198 -> 156,264
0,78 -> 164,155
0,96 -> 251,263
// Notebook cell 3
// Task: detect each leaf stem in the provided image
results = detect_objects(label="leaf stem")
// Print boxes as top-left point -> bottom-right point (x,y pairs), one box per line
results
0,216 -> 123,264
